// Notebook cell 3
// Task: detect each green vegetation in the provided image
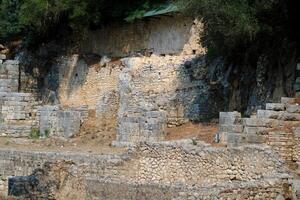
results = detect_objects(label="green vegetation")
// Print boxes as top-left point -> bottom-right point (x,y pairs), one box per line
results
29,128 -> 40,139
44,129 -> 50,138
175,0 -> 299,65
0,0 -> 167,42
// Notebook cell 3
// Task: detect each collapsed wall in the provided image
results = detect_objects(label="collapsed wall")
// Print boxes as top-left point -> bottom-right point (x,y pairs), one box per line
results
0,141 -> 295,199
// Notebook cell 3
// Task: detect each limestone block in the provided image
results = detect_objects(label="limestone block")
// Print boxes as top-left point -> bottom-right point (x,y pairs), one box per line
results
219,132 -> 245,147
57,110 -> 81,138
266,103 -> 285,111
286,104 -> 300,113
282,113 -> 300,121
281,97 -> 295,104
219,124 -> 244,133
219,112 -> 242,125
244,126 -> 271,135
294,127 -> 300,137
257,110 -> 284,119
243,118 -> 282,127
245,134 -> 266,144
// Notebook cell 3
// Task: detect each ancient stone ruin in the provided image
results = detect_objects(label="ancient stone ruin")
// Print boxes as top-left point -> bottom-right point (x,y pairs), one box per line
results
0,14 -> 300,200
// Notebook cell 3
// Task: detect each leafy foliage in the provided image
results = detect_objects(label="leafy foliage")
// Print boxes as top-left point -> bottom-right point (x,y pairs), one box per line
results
176,0 -> 299,64
0,0 -> 166,42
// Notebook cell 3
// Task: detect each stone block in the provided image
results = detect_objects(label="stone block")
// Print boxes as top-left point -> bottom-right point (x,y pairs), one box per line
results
257,110 -> 284,119
286,104 -> 300,113
57,111 -> 81,138
294,83 -> 300,91
265,103 -> 285,111
282,113 -> 300,121
219,112 -> 241,125
0,54 -> 6,60
281,97 -> 295,104
219,124 -> 244,133
294,127 -> 300,137
243,118 -> 282,127
245,134 -> 266,144
219,132 -> 245,147
243,126 -> 271,135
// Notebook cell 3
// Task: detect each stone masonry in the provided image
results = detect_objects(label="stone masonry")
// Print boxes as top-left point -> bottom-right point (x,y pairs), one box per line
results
37,105 -> 88,138
114,55 -> 210,145
0,57 -> 40,137
0,141 -> 296,199
218,97 -> 300,169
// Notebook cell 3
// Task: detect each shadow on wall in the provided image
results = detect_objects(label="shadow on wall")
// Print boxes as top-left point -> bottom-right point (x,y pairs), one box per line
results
175,56 -> 228,122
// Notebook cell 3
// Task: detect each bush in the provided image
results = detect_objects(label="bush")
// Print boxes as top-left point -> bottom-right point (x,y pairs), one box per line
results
175,0 -> 300,64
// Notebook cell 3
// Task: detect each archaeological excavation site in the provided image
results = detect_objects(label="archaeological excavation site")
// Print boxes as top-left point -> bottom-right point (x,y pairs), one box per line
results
0,1 -> 299,199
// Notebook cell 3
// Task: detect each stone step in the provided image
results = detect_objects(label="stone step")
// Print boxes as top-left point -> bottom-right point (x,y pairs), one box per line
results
266,103 -> 285,111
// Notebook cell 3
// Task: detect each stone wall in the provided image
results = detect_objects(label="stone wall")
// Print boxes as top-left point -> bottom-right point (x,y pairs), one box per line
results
115,55 -> 214,145
218,97 -> 300,167
0,60 -> 19,92
0,141 -> 295,199
0,57 -> 40,137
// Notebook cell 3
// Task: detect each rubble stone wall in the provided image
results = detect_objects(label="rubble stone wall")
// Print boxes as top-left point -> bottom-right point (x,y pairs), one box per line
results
0,141 -> 293,199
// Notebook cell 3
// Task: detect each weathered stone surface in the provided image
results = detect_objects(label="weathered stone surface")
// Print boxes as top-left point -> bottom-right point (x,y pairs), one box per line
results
281,97 -> 295,104
286,104 -> 300,113
257,110 -> 284,119
266,103 -> 285,111
219,132 -> 245,147
38,105 -> 86,138
0,92 -> 39,137
0,142 -> 293,200
243,117 -> 282,127
219,112 -> 241,125
219,124 -> 244,133
0,54 -> 6,60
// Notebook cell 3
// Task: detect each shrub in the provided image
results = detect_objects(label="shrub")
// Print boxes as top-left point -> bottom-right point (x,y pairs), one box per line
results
29,128 -> 40,139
